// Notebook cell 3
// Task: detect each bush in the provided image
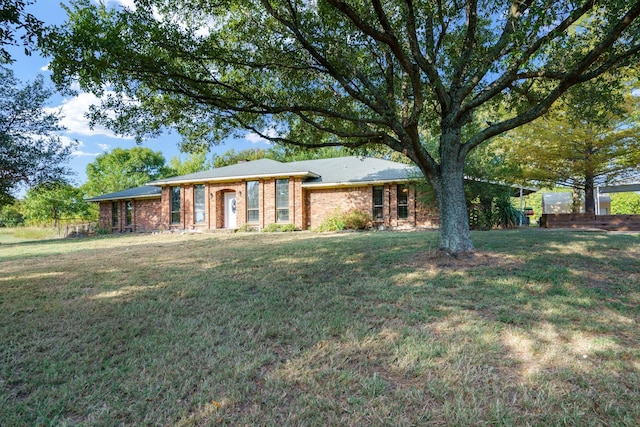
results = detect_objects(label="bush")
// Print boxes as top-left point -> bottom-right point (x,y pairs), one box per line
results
494,194 -> 520,228
342,209 -> 372,230
236,223 -> 258,232
0,204 -> 24,227
262,223 -> 298,232
315,209 -> 372,232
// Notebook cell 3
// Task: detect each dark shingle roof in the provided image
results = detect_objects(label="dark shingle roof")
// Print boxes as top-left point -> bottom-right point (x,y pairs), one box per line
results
146,156 -> 416,187
85,185 -> 161,202
294,157 -> 417,187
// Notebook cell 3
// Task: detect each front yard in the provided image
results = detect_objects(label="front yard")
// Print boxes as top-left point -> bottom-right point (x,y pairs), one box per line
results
1,229 -> 638,425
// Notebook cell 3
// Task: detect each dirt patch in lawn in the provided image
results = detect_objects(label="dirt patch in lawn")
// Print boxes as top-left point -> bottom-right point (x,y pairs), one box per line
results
404,250 -> 522,270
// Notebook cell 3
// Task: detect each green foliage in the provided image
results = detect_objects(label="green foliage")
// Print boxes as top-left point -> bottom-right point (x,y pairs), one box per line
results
236,223 -> 258,233
315,209 -> 372,232
498,79 -> 640,212
0,0 -> 43,63
82,147 -> 171,197
0,66 -> 73,205
94,226 -> 111,235
22,182 -> 93,226
262,223 -> 298,232
212,148 -> 267,168
166,151 -> 213,176
611,192 -> 640,214
342,209 -> 373,230
493,194 -> 520,229
0,201 -> 24,227
314,209 -> 346,232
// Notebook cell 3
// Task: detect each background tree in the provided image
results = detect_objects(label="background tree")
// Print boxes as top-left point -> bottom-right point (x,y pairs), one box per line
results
82,147 -> 172,197
499,79 -> 640,213
166,150 -> 214,176
611,192 -> 640,214
22,181 -> 92,227
45,1 -> 640,254
211,148 -> 268,168
0,66 -> 74,207
0,200 -> 24,227
0,0 -> 42,63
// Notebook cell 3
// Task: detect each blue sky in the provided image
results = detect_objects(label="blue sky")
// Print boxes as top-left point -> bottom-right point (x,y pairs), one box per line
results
8,0 -> 270,190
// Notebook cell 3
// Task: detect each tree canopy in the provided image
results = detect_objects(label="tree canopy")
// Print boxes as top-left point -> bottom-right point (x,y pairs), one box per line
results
22,181 -> 92,226
82,147 -> 172,197
44,0 -> 640,253
500,79 -> 640,213
0,0 -> 42,63
0,66 -> 73,206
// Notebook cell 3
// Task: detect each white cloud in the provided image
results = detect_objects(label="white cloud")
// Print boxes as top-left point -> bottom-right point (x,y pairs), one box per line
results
72,150 -> 101,158
47,92 -> 131,139
97,143 -> 111,151
245,133 -> 270,144
245,127 -> 279,145
98,0 -> 136,10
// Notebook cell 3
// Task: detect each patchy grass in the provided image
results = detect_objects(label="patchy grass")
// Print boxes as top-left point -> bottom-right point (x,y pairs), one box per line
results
0,227 -> 63,244
1,229 -> 639,426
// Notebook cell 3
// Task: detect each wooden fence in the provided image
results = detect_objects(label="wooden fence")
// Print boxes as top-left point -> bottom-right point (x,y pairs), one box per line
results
540,214 -> 640,231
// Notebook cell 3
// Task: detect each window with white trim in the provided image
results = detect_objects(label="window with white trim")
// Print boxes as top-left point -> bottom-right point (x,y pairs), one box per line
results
247,181 -> 259,223
170,186 -> 181,224
397,185 -> 409,220
194,184 -> 205,223
276,179 -> 289,222
373,186 -> 384,220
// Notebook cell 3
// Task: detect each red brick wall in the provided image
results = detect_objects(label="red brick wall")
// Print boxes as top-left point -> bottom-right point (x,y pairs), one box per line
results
97,198 -> 163,232
134,198 -> 163,231
305,186 -> 371,229
304,184 -> 439,230
123,181 -> 439,232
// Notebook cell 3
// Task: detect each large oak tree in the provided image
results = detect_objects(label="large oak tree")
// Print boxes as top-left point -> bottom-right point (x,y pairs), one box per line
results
44,0 -> 640,254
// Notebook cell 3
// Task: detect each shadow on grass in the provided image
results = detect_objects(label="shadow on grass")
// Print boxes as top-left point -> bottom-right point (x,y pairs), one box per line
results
1,229 -> 638,425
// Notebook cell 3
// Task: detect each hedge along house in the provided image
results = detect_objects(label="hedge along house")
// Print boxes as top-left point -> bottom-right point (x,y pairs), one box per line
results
87,156 -> 439,232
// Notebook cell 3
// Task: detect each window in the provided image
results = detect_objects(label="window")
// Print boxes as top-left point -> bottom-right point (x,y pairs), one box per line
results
112,202 -> 119,227
276,179 -> 289,222
125,201 -> 133,226
397,185 -> 409,220
194,185 -> 205,223
373,186 -> 384,220
170,186 -> 181,224
246,181 -> 259,223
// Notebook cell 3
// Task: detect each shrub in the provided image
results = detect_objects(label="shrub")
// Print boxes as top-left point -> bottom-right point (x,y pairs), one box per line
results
0,204 -> 24,227
236,223 -> 258,232
494,194 -> 520,228
262,223 -> 298,232
342,209 -> 372,230
315,209 -> 372,232
315,209 -> 346,232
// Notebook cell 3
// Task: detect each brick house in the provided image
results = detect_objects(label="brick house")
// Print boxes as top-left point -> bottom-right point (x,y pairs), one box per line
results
87,156 -> 439,232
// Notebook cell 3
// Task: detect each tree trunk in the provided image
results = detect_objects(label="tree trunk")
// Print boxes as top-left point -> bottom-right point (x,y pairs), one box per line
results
430,136 -> 474,255
584,174 -> 595,214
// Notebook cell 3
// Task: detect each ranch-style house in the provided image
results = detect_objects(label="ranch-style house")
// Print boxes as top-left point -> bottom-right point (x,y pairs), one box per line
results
87,156 -> 440,232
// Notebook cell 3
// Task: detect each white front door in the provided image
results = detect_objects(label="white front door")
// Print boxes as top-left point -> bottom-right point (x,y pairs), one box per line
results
224,192 -> 237,229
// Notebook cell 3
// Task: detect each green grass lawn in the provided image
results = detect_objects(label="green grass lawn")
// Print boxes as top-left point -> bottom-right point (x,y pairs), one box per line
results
1,229 -> 639,426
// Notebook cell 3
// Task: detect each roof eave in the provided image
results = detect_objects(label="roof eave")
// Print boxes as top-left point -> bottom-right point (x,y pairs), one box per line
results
85,194 -> 161,203
148,171 -> 319,186
302,177 -> 416,189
